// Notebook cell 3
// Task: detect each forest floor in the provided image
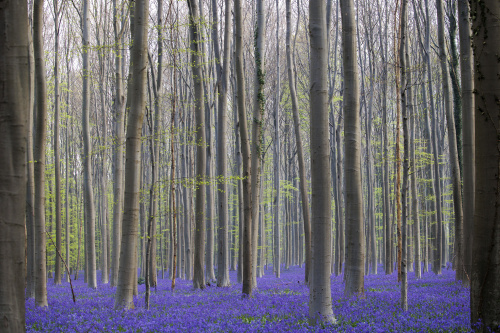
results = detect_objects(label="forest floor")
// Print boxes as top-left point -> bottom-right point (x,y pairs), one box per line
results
26,265 -> 470,332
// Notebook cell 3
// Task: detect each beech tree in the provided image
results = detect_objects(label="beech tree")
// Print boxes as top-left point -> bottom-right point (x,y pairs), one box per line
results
308,0 -> 334,324
0,2 -> 29,330
114,0 -> 149,310
470,0 -> 500,331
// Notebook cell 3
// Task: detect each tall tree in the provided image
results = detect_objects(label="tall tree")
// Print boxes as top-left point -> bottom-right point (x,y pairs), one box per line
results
308,0 -> 335,324
250,0 -> 265,287
82,0 -> 97,289
435,0 -> 464,281
286,0 -> 312,284
399,0 -> 408,310
0,1 -> 29,330
33,0 -> 49,307
470,1 -> 500,330
110,0 -> 126,287
273,0 -> 281,279
458,0 -> 473,282
342,0 -> 365,297
214,0 -> 232,287
114,0 -> 149,310
235,0 -> 254,296
187,0 -> 207,290
53,0 -> 63,286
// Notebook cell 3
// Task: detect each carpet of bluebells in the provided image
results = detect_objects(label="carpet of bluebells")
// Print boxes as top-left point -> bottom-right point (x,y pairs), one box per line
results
26,265 -> 470,332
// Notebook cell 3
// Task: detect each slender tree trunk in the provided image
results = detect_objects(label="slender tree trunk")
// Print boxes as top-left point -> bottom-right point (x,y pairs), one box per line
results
187,0 -> 207,290
213,0 -> 231,287
399,0 -> 408,310
435,0 -> 464,281
53,0 -> 62,285
110,0 -> 126,288
286,0 -> 312,284
82,0 -> 97,289
26,28 -> 36,298
458,0 -> 474,283
273,0 -> 281,279
33,0 -> 49,307
114,0 -> 149,310
234,0 -> 254,297
308,0 -> 335,324
342,0 -> 365,297
250,0 -> 265,289
0,2 -> 29,329
470,2 -> 500,330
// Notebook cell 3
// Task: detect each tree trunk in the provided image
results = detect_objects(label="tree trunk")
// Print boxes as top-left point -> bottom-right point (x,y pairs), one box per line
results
250,0 -> 265,289
399,0 -> 408,310
187,0 -> 207,290
0,1 -> 29,329
33,0 -> 49,307
214,0 -> 231,287
435,0 -> 464,280
470,1 -> 500,330
273,0 -> 281,279
308,0 -> 335,324
286,0 -> 312,284
110,0 -> 126,288
82,0 -> 97,289
53,0 -> 62,286
235,0 -> 254,297
341,0 -> 365,297
26,28 -> 36,298
458,0 -> 474,283
114,0 -> 149,310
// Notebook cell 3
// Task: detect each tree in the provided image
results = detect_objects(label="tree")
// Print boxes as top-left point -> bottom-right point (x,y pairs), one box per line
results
33,0 -> 49,307
53,0 -> 63,286
286,0 -> 312,284
234,0 -> 254,297
470,1 -> 500,331
82,0 -> 97,289
0,1 -> 29,330
110,0 -> 126,288
214,0 -> 232,287
187,0 -> 207,290
308,0 -> 335,324
342,0 -> 365,297
250,0 -> 265,288
435,0 -> 464,281
114,0 -> 149,310
457,0 -> 473,282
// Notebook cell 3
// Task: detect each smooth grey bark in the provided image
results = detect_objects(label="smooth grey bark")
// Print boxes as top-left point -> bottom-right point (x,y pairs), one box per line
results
214,0 -> 231,287
423,0 -> 443,275
273,0 -> 281,279
26,29 -> 36,298
435,0 -> 464,280
0,1 -> 29,329
286,0 -> 312,284
342,0 -> 365,297
377,0 -> 392,276
250,0 -> 265,289
408,45 -> 421,279
308,0 -> 335,324
235,0 -> 254,297
110,0 -> 126,288
53,0 -> 63,286
470,1 -> 500,330
82,0 -> 97,289
33,0 -> 49,307
458,0 -> 473,283
187,0 -> 207,290
114,0 -> 149,310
